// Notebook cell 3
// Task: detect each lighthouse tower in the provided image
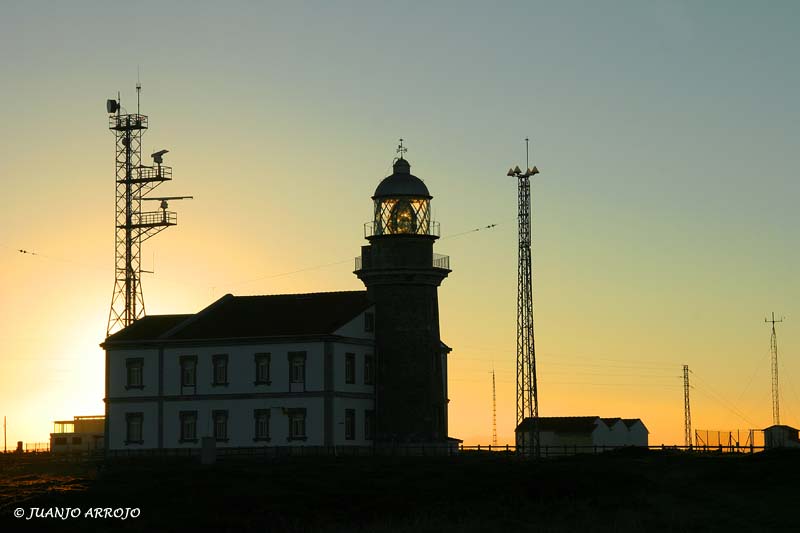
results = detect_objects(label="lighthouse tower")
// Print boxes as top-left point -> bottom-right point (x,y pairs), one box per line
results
355,147 -> 451,446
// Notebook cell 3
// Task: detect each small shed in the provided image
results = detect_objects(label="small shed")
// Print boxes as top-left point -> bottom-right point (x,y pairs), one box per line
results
516,416 -> 608,453
600,417 -> 628,447
622,419 -> 649,447
763,425 -> 800,449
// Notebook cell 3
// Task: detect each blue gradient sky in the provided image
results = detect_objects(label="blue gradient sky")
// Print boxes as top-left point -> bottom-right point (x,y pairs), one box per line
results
1,1 -> 798,446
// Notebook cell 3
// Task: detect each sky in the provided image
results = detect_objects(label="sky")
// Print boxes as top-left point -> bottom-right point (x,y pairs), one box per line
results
0,1 -> 798,448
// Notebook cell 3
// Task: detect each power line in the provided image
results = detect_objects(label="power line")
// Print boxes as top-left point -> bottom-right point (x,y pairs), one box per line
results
690,371 -> 758,427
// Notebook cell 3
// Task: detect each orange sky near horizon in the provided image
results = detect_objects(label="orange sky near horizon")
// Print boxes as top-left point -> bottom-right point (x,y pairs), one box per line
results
1,2 -> 799,449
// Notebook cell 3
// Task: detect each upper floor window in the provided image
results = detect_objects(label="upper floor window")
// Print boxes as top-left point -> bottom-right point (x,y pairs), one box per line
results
364,312 -> 375,332
289,352 -> 306,384
212,354 -> 229,386
364,354 -> 375,385
254,409 -> 270,441
125,412 -> 143,444
213,410 -> 228,442
254,353 -> 271,385
179,411 -> 197,442
287,408 -> 307,441
180,356 -> 197,388
345,353 -> 356,384
125,358 -> 144,390
345,409 -> 355,440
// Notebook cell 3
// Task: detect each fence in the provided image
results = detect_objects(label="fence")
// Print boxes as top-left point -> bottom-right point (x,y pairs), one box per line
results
694,429 -> 765,453
0,442 -> 772,464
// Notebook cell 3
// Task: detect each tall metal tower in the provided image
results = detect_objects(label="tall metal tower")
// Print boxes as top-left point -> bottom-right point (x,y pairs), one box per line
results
105,86 -> 191,336
766,312 -> 784,426
491,366 -> 498,446
683,365 -> 692,448
507,138 -> 540,453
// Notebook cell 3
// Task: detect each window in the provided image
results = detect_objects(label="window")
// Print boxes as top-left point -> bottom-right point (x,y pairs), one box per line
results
345,353 -> 356,384
54,437 -> 67,446
254,409 -> 270,441
365,410 -> 375,441
212,354 -> 228,386
72,437 -> 82,445
125,358 -> 144,390
364,312 -> 375,332
345,409 -> 355,440
213,410 -> 228,442
364,354 -> 374,385
287,408 -> 307,441
179,411 -> 197,442
180,356 -> 197,388
289,352 -> 306,384
254,353 -> 271,385
125,413 -> 143,444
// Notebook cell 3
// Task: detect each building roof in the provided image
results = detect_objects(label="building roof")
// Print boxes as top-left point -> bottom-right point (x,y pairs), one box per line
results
764,425 -> 800,432
104,291 -> 372,344
601,417 -> 622,427
105,314 -> 192,342
515,416 -> 601,434
622,418 -> 647,431
373,158 -> 432,199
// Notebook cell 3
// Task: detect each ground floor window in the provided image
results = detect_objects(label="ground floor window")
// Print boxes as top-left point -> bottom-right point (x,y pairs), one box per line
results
345,409 -> 355,440
365,410 -> 375,441
180,411 -> 198,442
125,412 -> 143,444
287,408 -> 307,441
213,410 -> 229,442
254,409 -> 270,441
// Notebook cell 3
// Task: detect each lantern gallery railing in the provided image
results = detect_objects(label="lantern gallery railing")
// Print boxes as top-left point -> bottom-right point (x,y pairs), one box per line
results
432,253 -> 450,269
364,220 -> 440,238
354,253 -> 450,271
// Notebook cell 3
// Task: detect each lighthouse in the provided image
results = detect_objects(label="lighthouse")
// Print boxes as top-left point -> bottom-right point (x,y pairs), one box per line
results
355,147 -> 452,446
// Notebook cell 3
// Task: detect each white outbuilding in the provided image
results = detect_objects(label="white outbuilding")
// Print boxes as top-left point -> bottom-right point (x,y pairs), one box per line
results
515,416 -> 649,454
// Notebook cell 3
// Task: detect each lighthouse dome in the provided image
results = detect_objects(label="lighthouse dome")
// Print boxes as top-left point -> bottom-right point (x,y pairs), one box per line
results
373,158 -> 431,199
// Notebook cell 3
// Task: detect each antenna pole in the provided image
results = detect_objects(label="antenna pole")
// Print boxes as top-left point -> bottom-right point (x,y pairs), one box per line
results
525,137 -> 529,169
766,312 -> 784,426
106,88 -> 190,336
683,365 -> 692,448
508,138 -> 540,457
492,366 -> 498,447
136,67 -> 141,115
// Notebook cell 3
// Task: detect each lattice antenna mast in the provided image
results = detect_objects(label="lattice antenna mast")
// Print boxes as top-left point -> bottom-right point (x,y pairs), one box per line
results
491,365 -> 498,446
105,87 -> 191,336
766,312 -> 784,426
683,365 -> 692,447
507,138 -> 540,454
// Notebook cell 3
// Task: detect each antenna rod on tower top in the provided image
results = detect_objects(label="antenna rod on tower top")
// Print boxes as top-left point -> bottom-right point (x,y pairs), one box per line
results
136,68 -> 141,115
525,137 -> 529,169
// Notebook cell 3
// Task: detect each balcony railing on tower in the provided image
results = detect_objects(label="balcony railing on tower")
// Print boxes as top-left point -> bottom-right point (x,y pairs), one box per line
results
354,252 -> 450,271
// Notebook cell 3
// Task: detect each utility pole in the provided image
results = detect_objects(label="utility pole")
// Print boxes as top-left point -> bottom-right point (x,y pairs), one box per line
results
766,312 -> 784,426
683,365 -> 691,448
3,416 -> 6,454
491,366 -> 498,447
507,138 -> 540,456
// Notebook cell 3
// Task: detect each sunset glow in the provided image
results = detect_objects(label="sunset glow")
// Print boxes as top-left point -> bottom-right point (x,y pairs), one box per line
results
1,1 -> 798,451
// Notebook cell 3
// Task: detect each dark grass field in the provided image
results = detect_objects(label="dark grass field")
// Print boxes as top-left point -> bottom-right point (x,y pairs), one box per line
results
1,449 -> 798,532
